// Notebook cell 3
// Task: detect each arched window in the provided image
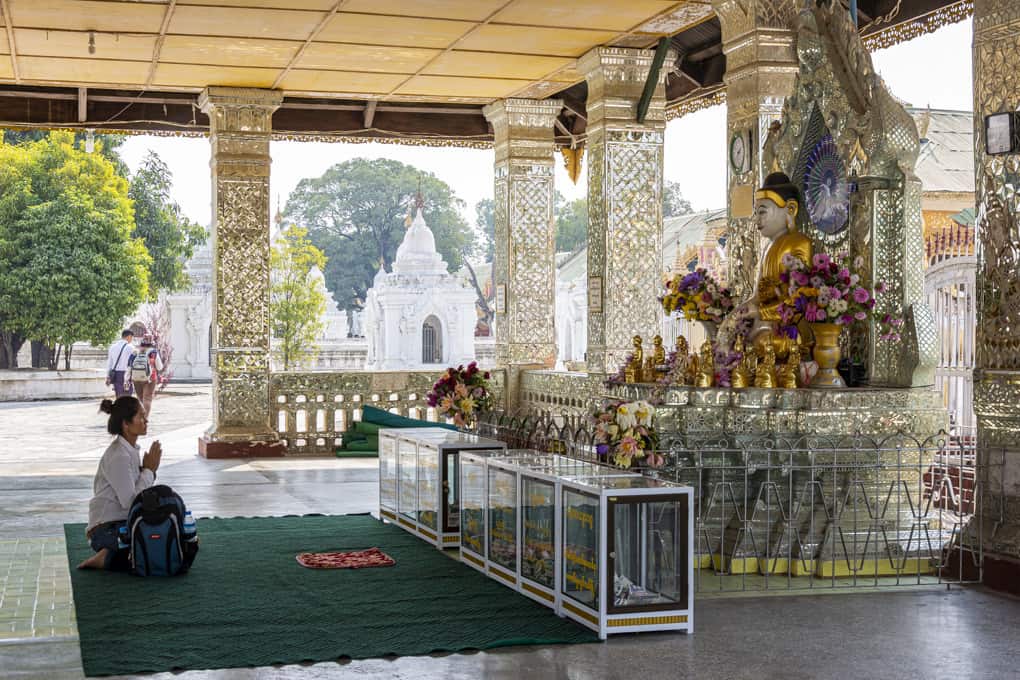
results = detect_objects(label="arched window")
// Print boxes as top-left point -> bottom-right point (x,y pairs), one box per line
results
422,315 -> 443,364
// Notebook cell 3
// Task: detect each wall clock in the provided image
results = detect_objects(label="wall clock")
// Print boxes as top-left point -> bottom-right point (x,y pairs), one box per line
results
729,129 -> 751,174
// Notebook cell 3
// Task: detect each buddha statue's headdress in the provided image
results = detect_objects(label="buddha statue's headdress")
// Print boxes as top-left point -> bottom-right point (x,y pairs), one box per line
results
755,172 -> 800,209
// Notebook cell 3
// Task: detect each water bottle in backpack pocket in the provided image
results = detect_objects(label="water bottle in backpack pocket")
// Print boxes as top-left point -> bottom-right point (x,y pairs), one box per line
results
126,485 -> 199,577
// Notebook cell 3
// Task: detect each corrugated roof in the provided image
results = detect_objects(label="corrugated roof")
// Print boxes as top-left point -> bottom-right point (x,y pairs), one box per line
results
909,108 -> 974,194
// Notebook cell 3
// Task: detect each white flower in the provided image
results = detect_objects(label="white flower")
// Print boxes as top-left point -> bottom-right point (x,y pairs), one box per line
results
853,256 -> 864,269
616,403 -> 637,430
633,401 -> 653,427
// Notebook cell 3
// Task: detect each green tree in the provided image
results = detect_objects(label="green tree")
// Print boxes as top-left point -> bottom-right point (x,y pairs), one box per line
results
0,131 -> 149,369
284,159 -> 475,310
129,151 -> 207,293
555,192 -> 588,253
663,180 -> 693,218
271,224 -> 327,371
473,198 -> 495,262
2,129 -> 129,174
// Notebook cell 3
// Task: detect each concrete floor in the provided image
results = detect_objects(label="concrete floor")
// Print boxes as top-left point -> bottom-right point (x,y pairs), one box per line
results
2,386 -> 1019,679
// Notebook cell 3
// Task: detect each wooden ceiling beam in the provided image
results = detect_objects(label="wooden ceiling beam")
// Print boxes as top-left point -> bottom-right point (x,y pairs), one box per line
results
272,0 -> 351,91
0,0 -> 19,84
146,0 -> 177,88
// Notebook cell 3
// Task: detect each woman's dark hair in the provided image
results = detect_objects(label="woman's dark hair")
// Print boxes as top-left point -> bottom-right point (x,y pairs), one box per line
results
99,396 -> 142,436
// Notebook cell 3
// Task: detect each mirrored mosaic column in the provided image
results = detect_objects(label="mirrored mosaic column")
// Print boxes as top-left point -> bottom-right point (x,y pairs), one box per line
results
483,99 -> 562,379
971,0 -> 1020,590
198,87 -> 284,458
713,0 -> 798,297
580,47 -> 672,374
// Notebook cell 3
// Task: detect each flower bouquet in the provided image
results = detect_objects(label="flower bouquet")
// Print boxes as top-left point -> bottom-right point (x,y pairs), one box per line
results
427,361 -> 493,428
591,400 -> 662,469
660,268 -> 735,324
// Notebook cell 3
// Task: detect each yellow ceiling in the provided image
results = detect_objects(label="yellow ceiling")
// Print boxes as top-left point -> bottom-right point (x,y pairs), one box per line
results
0,0 -> 716,103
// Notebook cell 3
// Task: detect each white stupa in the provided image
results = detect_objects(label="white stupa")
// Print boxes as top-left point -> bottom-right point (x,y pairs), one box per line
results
363,202 -> 477,370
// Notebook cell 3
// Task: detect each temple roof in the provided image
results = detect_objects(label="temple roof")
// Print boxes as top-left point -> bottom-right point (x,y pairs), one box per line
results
909,108 -> 975,195
0,0 -> 972,145
392,208 -> 448,276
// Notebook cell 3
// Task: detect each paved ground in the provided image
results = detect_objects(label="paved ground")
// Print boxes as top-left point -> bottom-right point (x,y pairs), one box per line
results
2,386 -> 1019,679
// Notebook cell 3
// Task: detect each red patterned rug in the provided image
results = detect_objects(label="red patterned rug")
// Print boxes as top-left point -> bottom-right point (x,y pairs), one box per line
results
296,547 -> 395,569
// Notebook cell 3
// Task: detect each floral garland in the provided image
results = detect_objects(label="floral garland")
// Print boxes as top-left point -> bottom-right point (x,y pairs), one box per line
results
660,268 -> 735,324
426,361 -> 493,427
591,400 -> 663,469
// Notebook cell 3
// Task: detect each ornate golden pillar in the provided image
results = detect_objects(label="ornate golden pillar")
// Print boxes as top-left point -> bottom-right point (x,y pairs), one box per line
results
579,47 -> 671,374
482,99 -> 561,406
198,87 -> 284,458
971,0 -> 1020,592
712,0 -> 799,297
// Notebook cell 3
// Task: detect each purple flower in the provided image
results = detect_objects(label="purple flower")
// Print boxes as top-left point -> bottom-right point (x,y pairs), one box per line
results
854,311 -> 867,321
596,444 -> 609,457
853,288 -> 871,304
813,253 -> 832,269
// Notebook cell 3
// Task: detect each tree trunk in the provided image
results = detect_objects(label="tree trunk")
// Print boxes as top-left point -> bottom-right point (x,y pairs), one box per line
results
64,344 -> 73,370
30,340 -> 54,369
0,330 -> 24,368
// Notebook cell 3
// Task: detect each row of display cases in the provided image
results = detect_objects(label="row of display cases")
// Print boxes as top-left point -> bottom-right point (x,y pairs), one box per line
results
378,427 -> 506,548
459,449 -> 694,639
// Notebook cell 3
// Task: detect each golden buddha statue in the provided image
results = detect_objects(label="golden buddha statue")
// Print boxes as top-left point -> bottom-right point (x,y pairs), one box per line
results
743,172 -> 813,359
685,352 -> 698,386
730,335 -> 755,389
778,343 -> 801,389
625,335 -> 643,383
674,335 -> 690,385
652,335 -> 666,366
754,342 -> 778,389
694,341 -> 715,388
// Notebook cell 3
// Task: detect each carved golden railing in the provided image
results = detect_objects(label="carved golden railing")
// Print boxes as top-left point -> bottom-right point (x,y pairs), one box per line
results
269,370 -> 506,455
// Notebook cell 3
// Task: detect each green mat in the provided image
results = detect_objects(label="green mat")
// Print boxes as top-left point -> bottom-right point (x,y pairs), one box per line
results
64,514 -> 597,676
334,448 -> 378,458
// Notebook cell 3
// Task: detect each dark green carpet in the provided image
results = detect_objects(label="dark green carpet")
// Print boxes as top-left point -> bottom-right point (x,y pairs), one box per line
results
64,514 -> 597,676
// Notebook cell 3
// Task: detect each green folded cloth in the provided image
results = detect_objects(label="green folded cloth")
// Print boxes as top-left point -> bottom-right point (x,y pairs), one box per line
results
340,439 -> 378,452
338,432 -> 378,450
361,405 -> 458,431
335,449 -> 378,458
352,421 -> 384,436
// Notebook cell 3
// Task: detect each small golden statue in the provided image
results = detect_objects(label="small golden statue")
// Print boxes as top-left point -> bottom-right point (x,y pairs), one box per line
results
643,354 -> 656,384
754,342 -> 778,389
685,352 -> 698,386
625,335 -> 643,383
778,343 -> 801,389
652,335 -> 666,366
731,335 -> 756,389
694,341 -> 715,388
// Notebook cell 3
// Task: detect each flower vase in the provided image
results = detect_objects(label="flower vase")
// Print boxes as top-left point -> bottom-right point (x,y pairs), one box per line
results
809,322 -> 846,388
699,320 -> 718,342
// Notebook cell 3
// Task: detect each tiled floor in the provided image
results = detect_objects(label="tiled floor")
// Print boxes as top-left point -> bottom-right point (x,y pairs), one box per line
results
2,385 -> 1020,679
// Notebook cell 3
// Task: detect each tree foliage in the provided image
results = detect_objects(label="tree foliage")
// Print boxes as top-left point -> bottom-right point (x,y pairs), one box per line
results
284,159 -> 475,310
0,131 -> 150,367
129,151 -> 207,294
555,192 -> 588,253
663,180 -> 694,218
473,198 -> 495,263
270,224 -> 327,371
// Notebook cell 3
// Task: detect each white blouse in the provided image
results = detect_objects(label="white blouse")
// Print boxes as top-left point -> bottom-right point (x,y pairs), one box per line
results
87,436 -> 156,533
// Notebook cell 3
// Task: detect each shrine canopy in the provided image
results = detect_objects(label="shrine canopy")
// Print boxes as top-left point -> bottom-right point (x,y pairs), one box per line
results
0,0 -> 970,145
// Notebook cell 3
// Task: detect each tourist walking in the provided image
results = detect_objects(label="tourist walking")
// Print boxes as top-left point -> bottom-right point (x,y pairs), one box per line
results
130,336 -> 163,415
105,329 -> 134,398
78,396 -> 161,570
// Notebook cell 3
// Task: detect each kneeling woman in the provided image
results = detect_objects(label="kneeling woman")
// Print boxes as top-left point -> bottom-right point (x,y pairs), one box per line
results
78,397 -> 162,570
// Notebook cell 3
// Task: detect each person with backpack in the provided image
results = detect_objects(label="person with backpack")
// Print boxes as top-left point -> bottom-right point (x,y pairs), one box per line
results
105,329 -> 135,398
130,335 -> 163,416
78,396 -> 161,570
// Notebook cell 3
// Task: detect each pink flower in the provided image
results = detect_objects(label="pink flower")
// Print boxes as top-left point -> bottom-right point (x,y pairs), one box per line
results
805,301 -> 825,322
876,282 -> 888,294
853,288 -> 871,304
854,311 -> 867,321
792,271 -> 810,286
813,253 -> 832,269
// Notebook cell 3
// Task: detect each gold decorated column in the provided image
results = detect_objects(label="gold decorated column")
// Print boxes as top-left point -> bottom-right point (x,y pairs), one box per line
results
198,87 -> 283,458
971,0 -> 1020,592
580,47 -> 671,374
712,0 -> 799,297
482,99 -> 562,379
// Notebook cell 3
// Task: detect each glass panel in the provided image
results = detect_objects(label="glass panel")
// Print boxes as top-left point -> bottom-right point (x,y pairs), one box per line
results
460,458 -> 486,557
397,440 -> 417,521
444,451 -> 459,532
562,488 -> 599,609
611,498 -> 686,611
418,445 -> 438,530
521,477 -> 554,588
487,467 -> 517,571
379,435 -> 397,509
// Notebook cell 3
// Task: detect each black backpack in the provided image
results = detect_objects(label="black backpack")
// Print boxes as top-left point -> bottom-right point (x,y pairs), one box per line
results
126,485 -> 198,576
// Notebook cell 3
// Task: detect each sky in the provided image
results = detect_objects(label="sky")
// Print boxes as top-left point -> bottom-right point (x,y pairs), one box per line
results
117,18 -> 974,231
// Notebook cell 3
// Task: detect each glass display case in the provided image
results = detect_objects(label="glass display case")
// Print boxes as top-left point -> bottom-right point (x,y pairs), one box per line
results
378,430 -> 398,522
559,474 -> 693,639
380,427 -> 505,549
487,463 -> 517,585
458,450 -> 491,572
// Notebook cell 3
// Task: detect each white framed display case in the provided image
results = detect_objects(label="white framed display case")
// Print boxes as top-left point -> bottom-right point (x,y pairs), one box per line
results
379,427 -> 505,549
458,449 -> 534,574
559,474 -> 694,639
